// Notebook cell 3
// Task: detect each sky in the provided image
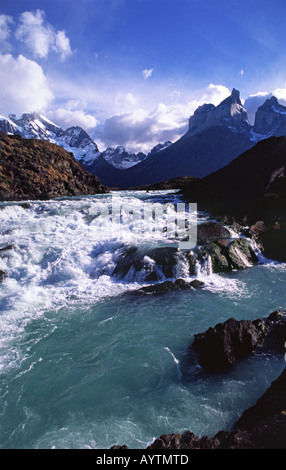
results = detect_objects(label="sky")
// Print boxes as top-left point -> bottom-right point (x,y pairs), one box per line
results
1,0 -> 286,153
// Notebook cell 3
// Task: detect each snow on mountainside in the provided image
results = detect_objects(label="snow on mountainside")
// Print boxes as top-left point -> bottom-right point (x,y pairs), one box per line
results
0,113 -> 101,166
0,112 -> 168,170
101,146 -> 147,169
0,112 -> 175,171
100,142 -> 173,170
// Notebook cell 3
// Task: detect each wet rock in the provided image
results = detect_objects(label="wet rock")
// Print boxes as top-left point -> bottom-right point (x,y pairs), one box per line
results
147,428 -> 253,449
191,310 -> 286,371
0,270 -> 7,282
129,278 -> 204,296
110,445 -> 129,449
202,242 -> 230,272
197,221 -> 231,242
147,247 -> 186,279
235,368 -> 286,432
197,237 -> 258,273
249,220 -> 266,238
225,237 -> 258,269
112,246 -> 186,281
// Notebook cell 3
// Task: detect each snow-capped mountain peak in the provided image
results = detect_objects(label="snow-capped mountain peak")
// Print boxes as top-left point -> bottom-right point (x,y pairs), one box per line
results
0,113 -> 101,166
101,145 -> 147,169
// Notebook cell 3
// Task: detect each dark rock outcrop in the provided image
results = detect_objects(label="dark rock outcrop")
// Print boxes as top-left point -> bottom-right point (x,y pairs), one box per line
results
129,278 -> 204,296
0,132 -> 108,201
191,310 -> 286,371
112,236 -> 258,284
235,368 -> 286,433
0,269 -> 7,282
197,221 -> 231,242
185,229 -> 258,275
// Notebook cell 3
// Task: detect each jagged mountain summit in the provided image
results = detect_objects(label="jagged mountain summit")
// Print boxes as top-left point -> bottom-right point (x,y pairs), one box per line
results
252,96 -> 286,136
100,146 -> 147,169
0,112 -> 101,167
188,88 -> 251,136
87,88 -> 257,187
87,88 -> 286,188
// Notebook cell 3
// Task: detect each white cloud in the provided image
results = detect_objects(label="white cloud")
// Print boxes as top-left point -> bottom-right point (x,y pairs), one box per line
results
92,83 -> 233,152
47,107 -> 99,131
0,53 -> 54,116
115,92 -> 137,112
142,68 -> 154,80
15,10 -> 72,60
54,30 -> 73,61
243,88 -> 286,124
0,14 -> 13,42
271,87 -> 286,104
200,84 -> 231,105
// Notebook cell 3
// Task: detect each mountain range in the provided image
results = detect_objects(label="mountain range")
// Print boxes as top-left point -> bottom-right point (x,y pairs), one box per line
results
2,89 -> 286,188
0,112 -> 170,173
89,90 -> 286,188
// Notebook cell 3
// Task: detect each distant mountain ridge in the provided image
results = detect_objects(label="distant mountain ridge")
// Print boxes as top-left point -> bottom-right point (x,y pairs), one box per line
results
0,112 -> 172,172
2,89 -> 286,188
86,89 -> 286,188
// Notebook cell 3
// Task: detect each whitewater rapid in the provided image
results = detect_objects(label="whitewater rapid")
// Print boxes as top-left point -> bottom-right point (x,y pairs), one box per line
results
1,190 -> 286,449
0,192 -> 230,367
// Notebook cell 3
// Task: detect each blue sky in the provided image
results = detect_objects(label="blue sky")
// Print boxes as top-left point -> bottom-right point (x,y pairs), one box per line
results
1,0 -> 286,152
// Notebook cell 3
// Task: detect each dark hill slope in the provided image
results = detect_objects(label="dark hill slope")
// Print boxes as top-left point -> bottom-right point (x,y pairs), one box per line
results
88,125 -> 254,188
0,132 -> 108,201
183,135 -> 286,224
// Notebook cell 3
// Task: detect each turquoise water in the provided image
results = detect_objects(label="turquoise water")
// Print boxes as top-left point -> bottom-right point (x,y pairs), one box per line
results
0,191 -> 285,449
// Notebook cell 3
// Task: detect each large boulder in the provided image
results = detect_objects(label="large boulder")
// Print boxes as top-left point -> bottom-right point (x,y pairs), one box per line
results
191,310 -> 286,371
197,221 -> 231,242
129,278 -> 204,296
112,246 -> 186,282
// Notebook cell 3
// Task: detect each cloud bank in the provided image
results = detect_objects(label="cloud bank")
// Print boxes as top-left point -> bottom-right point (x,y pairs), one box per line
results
15,9 -> 72,60
0,53 -> 54,116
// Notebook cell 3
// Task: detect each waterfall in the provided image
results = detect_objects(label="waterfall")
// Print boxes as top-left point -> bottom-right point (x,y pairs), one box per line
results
195,254 -> 213,278
245,236 -> 278,265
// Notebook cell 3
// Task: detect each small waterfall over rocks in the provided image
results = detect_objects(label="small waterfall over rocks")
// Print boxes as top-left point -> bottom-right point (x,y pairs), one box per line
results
111,220 -> 265,284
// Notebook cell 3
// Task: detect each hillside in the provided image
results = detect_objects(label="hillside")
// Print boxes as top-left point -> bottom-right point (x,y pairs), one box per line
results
183,135 -> 286,222
182,135 -> 286,261
0,132 -> 108,201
